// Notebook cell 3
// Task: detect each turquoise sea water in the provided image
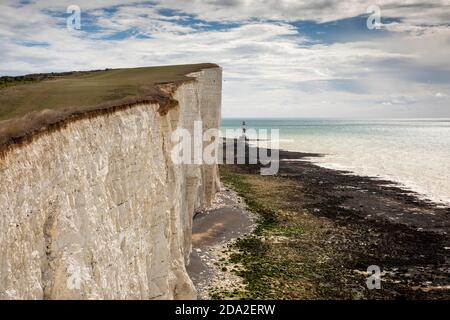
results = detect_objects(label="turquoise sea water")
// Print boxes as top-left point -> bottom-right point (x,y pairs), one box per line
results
221,118 -> 450,206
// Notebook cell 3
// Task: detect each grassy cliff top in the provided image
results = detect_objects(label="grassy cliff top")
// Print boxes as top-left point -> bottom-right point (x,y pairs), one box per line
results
0,63 -> 219,153
0,63 -> 218,122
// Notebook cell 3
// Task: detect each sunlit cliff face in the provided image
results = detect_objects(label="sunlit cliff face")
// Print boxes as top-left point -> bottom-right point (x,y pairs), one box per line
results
0,67 -> 222,300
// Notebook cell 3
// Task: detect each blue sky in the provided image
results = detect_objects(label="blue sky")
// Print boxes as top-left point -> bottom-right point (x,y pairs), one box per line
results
1,0 -> 449,118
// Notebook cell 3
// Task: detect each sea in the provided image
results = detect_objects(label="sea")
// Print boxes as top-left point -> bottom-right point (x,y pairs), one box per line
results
220,118 -> 450,207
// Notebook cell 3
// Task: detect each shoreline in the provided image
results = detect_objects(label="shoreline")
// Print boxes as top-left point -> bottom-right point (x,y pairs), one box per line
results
294,152 -> 450,208
261,142 -> 450,208
190,144 -> 449,299
249,137 -> 450,208
222,117 -> 450,208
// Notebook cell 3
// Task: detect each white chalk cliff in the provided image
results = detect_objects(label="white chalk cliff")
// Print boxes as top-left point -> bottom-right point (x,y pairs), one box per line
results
0,67 -> 222,299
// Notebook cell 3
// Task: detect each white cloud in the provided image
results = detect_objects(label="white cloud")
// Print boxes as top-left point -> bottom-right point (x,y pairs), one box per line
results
0,0 -> 449,118
154,0 -> 450,24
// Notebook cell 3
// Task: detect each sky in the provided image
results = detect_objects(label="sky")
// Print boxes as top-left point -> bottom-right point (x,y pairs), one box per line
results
0,0 -> 449,118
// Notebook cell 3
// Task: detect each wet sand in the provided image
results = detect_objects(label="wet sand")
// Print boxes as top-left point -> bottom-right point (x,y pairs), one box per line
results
187,188 -> 255,299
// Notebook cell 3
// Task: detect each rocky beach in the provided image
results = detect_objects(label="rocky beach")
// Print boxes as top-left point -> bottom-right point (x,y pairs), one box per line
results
189,143 -> 450,299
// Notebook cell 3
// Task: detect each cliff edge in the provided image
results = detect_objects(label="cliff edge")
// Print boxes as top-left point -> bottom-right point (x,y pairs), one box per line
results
0,64 -> 222,299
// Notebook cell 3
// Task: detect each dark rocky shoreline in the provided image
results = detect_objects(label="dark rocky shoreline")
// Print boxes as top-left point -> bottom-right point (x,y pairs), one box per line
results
204,142 -> 449,299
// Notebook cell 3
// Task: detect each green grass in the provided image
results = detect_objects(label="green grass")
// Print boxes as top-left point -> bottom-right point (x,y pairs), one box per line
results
0,63 -> 217,121
214,165 -> 366,300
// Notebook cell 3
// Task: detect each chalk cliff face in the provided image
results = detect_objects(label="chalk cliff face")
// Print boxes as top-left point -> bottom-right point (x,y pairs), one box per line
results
0,67 -> 222,299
